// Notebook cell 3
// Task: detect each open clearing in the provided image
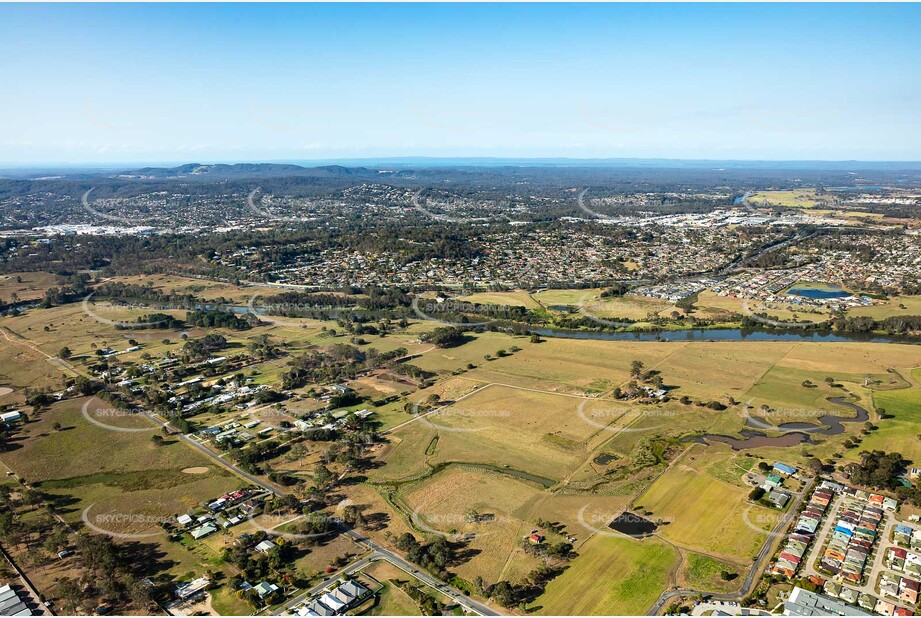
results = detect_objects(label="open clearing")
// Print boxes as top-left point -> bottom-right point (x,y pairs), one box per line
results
861,369 -> 921,464
536,533 -> 677,615
411,385 -> 603,480
634,450 -> 775,560
398,466 -> 544,582
681,552 -> 746,594
456,289 -> 542,310
0,397 -> 242,569
746,189 -> 830,208
848,295 -> 921,320
3,279 -> 920,616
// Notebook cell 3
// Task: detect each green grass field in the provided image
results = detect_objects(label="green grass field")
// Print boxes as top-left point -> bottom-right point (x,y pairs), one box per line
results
635,454 -> 775,561
848,295 -> 921,320
682,552 -> 744,593
0,397 -> 244,579
536,534 -> 677,615
4,275 -> 921,617
456,290 -> 542,310
861,369 -> 921,464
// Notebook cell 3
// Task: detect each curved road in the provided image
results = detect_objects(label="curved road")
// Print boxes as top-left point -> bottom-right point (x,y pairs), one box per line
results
648,477 -> 814,615
145,412 -> 499,616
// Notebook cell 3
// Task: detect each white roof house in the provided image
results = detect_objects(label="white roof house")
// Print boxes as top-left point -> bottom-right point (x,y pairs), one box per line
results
319,593 -> 345,612
190,523 -> 217,540
255,540 -> 276,553
175,577 -> 210,600
0,410 -> 22,424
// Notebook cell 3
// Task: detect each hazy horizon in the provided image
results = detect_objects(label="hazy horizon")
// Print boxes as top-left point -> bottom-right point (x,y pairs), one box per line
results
6,155 -> 921,173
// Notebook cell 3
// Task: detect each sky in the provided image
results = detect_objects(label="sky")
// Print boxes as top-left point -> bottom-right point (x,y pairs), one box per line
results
1,3 -> 920,165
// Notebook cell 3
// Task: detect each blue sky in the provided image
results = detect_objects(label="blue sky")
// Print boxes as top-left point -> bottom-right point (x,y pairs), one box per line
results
1,3 -> 920,164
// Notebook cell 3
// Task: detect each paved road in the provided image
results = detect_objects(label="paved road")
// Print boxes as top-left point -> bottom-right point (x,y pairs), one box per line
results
2,323 -> 497,615
798,491 -> 841,581
145,412 -> 500,616
648,477 -> 815,615
800,493 -> 899,597
275,548 -> 499,617
691,601 -> 771,616
273,555 -> 374,615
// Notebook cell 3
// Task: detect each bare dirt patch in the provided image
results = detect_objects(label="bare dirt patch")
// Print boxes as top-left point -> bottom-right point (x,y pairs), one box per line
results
182,467 -> 209,474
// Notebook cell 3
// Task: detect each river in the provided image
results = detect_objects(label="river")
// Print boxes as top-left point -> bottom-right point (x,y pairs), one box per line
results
535,327 -> 914,344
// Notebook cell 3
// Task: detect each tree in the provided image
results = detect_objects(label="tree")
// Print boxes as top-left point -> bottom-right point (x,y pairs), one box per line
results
806,457 -> 823,475
630,360 -> 644,378
313,464 -> 333,487
151,435 -> 164,446
491,581 -> 517,607
56,577 -> 83,614
424,326 -> 467,348
59,346 -> 72,359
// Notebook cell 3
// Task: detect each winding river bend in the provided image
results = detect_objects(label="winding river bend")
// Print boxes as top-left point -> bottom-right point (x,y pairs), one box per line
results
686,397 -> 869,450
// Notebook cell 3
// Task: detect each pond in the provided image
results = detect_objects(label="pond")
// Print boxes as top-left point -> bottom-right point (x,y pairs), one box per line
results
686,397 -> 869,450
608,511 -> 658,537
786,284 -> 851,300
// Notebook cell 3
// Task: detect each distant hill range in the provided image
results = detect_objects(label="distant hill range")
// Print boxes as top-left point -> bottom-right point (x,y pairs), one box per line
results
103,159 -> 921,184
4,158 -> 921,182
120,163 -> 377,179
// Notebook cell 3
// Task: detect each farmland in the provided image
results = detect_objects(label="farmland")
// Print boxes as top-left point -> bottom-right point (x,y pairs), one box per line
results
396,466 -> 545,582
536,533 -> 678,615
2,396 -> 242,547
633,453 -> 775,560
860,368 -> 921,464
0,271 -> 919,616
